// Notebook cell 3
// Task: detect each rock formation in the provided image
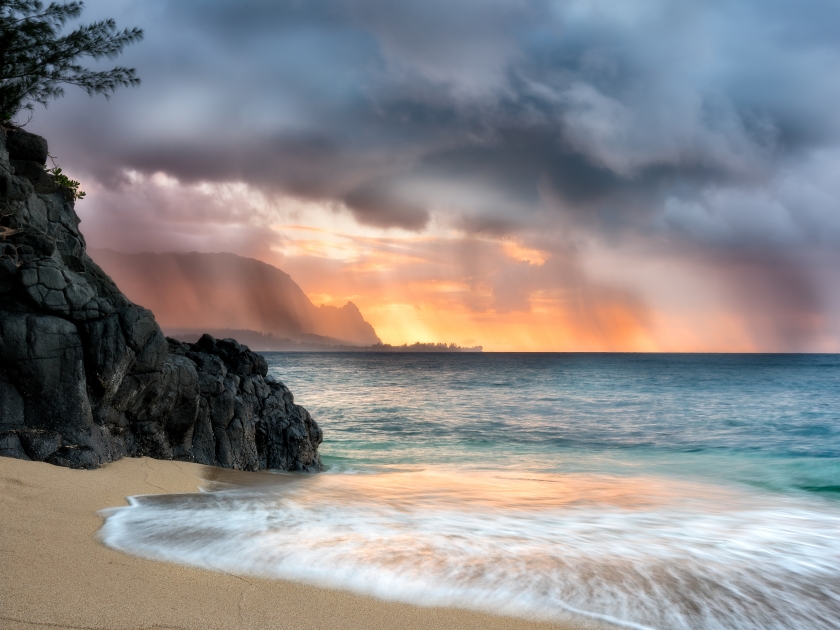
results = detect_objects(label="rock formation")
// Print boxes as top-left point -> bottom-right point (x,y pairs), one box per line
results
0,128 -> 322,471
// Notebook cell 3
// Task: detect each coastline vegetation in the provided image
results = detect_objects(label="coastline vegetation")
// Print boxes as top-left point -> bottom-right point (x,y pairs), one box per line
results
46,161 -> 84,198
1,1 -> 142,198
168,329 -> 483,352
0,0 -> 143,124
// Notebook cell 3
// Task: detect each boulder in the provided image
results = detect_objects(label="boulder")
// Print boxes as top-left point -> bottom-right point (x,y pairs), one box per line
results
0,129 -> 322,471
6,128 -> 49,164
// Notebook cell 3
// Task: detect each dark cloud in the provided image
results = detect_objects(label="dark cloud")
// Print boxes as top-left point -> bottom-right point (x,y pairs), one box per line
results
343,178 -> 430,229
33,0 -> 839,230
26,0 -> 840,348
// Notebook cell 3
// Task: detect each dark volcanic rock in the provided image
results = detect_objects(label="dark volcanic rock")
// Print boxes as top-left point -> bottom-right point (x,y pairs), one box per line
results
0,129 -> 322,471
11,160 -> 63,196
6,129 -> 48,164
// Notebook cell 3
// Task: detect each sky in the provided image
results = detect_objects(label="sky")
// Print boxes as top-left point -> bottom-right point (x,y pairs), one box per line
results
30,0 -> 840,351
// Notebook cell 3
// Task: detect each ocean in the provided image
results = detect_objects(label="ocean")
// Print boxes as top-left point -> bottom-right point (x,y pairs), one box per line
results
100,353 -> 840,629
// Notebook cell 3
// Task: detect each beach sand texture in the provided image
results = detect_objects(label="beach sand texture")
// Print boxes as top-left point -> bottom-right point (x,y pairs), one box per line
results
0,456 -> 603,630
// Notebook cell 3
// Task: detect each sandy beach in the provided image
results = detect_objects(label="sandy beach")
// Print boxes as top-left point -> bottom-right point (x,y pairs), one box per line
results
0,456 -> 605,630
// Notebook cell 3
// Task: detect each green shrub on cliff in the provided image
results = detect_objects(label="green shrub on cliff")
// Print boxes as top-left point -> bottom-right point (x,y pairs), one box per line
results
0,1 -> 143,122
46,163 -> 84,199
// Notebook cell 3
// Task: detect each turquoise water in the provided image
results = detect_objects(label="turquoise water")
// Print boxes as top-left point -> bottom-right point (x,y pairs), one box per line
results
273,353 -> 840,487
101,354 -> 840,629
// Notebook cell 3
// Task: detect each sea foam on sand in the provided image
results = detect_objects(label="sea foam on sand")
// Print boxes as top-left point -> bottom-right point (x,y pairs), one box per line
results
100,468 -> 840,630
0,457 -> 595,630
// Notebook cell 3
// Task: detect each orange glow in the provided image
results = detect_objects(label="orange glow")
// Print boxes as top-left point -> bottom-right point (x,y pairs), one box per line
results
501,240 -> 548,265
79,174 -> 840,352
269,234 -> 661,351
290,468 -> 743,513
268,228 -> 840,352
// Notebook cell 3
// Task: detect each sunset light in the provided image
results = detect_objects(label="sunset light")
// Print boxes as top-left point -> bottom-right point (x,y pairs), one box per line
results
3,2 -> 840,629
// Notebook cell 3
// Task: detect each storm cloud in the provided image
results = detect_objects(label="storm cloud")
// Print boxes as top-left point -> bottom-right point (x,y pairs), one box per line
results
28,0 -> 840,349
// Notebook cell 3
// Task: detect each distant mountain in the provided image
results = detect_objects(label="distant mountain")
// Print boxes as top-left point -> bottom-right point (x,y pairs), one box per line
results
90,250 -> 381,346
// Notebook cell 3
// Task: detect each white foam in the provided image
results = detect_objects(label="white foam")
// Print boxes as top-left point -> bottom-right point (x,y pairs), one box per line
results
100,470 -> 840,630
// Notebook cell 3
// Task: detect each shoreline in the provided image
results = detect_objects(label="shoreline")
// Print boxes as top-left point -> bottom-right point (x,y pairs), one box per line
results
0,456 -> 605,630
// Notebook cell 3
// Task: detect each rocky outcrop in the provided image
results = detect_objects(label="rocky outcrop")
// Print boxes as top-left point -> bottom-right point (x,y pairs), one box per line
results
0,128 -> 322,471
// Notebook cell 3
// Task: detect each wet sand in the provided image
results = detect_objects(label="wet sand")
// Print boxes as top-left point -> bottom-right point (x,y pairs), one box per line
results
0,456 -> 604,630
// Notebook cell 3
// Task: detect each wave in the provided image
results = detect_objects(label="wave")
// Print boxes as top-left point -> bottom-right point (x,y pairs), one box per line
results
100,469 -> 840,630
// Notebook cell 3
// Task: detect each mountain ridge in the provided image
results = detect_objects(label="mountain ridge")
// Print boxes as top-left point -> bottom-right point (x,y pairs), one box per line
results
90,249 -> 381,347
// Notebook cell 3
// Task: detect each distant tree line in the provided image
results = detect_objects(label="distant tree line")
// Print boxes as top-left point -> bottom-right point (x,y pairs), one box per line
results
168,329 -> 483,353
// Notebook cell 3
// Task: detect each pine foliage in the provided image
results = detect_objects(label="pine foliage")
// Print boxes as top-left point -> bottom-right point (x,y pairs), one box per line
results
0,1 -> 143,121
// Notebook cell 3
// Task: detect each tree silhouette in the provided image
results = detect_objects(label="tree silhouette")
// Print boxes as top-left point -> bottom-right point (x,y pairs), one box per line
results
0,1 -> 143,122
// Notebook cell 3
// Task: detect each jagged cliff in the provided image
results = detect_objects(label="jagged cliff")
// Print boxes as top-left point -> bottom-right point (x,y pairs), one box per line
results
0,128 -> 322,471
